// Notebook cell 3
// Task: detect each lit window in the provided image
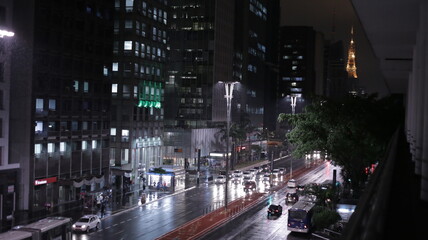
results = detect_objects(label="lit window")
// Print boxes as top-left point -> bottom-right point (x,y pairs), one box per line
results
35,144 -> 42,154
124,41 -> 133,50
291,82 -> 297,86
103,66 -> 108,76
112,62 -> 118,71
92,140 -> 97,149
60,142 -> 66,152
48,99 -> 56,111
110,128 -> 116,136
35,121 -> 43,132
283,55 -> 290,59
292,66 -> 297,70
73,80 -> 79,92
82,141 -> 88,150
112,84 -> 118,93
83,82 -> 89,93
48,143 -> 55,153
122,129 -> 129,136
36,98 -> 44,111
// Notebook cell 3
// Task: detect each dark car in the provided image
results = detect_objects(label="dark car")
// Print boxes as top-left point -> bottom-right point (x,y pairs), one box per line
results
267,204 -> 283,218
286,192 -> 299,204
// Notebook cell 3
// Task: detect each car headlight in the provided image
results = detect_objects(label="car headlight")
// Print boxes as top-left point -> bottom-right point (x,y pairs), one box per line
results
72,224 -> 76,228
81,225 -> 87,229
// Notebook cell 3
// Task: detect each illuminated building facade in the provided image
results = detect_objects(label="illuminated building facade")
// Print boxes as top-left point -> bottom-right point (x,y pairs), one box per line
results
109,0 -> 168,190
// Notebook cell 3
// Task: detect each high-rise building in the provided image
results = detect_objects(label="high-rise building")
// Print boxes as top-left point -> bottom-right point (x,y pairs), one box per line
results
325,40 -> 348,99
164,0 -> 279,167
164,0 -> 235,165
10,0 -> 113,218
278,26 -> 323,115
109,0 -> 168,192
0,0 -> 17,232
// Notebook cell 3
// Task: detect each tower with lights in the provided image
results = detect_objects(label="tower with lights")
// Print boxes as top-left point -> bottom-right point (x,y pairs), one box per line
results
346,27 -> 359,95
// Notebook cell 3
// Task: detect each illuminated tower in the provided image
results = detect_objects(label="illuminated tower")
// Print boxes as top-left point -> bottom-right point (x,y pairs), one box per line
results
346,27 -> 358,79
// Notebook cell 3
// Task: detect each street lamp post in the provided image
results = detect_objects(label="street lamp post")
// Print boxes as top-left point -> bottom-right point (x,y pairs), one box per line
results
222,81 -> 237,209
289,95 -> 298,178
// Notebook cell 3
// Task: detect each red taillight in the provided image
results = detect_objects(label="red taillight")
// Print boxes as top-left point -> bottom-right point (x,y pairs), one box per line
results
275,210 -> 278,212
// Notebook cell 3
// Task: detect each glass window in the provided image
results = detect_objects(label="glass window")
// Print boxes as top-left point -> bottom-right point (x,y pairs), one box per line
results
83,82 -> 89,93
35,121 -> 43,132
60,142 -> 66,152
124,41 -> 133,50
48,99 -> 56,111
110,128 -> 116,136
35,144 -> 42,154
82,141 -> 88,150
122,129 -> 129,136
103,66 -> 108,76
36,98 -> 44,111
92,140 -> 97,149
112,62 -> 118,71
48,143 -> 55,153
112,84 -> 118,93
73,80 -> 79,92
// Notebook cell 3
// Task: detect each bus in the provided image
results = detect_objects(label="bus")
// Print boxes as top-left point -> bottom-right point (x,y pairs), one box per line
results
287,200 -> 316,233
0,216 -> 72,240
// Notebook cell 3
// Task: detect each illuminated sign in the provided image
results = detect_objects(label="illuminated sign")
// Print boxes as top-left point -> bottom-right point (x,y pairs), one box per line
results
34,177 -> 57,186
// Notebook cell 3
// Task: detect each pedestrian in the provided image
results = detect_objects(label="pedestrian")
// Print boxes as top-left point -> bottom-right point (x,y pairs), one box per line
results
143,184 -> 146,191
100,203 -> 106,218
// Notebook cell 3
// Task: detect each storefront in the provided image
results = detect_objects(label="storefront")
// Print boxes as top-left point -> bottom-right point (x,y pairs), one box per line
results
146,167 -> 186,192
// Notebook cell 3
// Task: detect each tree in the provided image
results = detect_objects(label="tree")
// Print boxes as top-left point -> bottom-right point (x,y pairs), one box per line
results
278,94 -> 404,193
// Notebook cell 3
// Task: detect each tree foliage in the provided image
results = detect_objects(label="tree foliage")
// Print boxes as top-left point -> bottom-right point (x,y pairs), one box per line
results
278,94 -> 404,191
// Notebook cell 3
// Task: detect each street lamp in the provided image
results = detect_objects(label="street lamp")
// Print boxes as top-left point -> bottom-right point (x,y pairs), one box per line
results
289,95 -> 298,178
0,29 -> 14,38
221,81 -> 238,209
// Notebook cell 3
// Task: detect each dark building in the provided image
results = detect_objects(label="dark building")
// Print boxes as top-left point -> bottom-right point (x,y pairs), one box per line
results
10,0 -> 113,217
164,0 -> 235,165
0,0 -> 17,232
234,0 -> 280,130
325,40 -> 347,99
277,26 -> 324,116
164,0 -> 279,166
109,0 -> 168,192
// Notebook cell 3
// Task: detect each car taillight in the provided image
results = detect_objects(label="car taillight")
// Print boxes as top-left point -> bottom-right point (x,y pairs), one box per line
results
275,210 -> 278,212
304,225 -> 307,229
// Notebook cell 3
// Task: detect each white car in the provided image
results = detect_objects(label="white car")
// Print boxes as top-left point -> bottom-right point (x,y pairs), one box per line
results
72,215 -> 101,232
249,169 -> 257,176
272,169 -> 280,177
242,171 -> 252,179
233,170 -> 243,178
214,175 -> 226,184
278,168 -> 286,174
287,179 -> 297,188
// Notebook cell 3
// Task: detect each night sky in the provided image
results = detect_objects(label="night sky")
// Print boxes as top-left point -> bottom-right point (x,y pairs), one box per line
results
280,0 -> 389,97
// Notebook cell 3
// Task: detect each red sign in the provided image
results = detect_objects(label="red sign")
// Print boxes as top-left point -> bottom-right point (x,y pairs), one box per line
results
34,177 -> 57,186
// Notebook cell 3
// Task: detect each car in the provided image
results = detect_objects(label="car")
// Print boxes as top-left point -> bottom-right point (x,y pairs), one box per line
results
278,168 -> 286,174
214,175 -> 226,184
272,169 -> 280,177
72,215 -> 101,232
242,171 -> 252,178
262,174 -> 270,182
244,181 -> 257,191
287,179 -> 297,188
253,166 -> 261,172
232,170 -> 242,178
243,176 -> 252,182
231,177 -> 242,184
267,204 -> 283,218
296,185 -> 305,192
285,192 -> 299,204
249,169 -> 257,176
